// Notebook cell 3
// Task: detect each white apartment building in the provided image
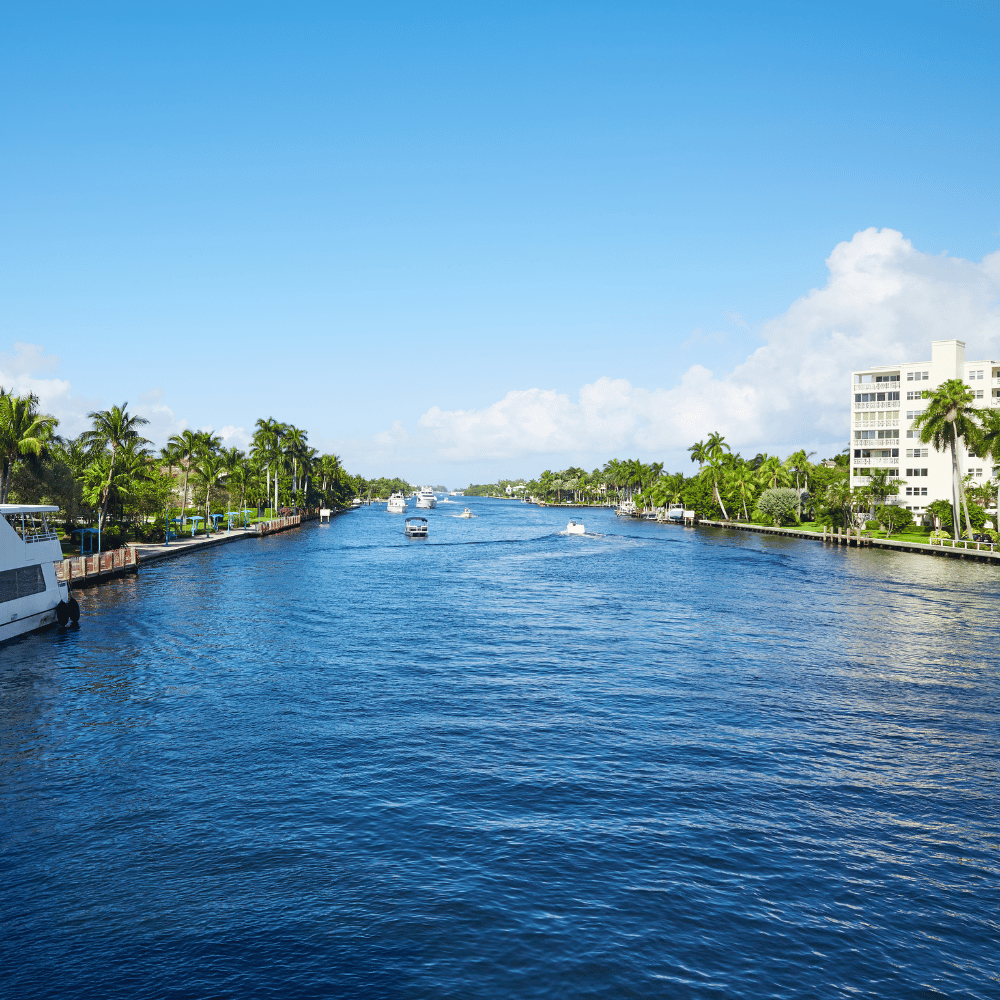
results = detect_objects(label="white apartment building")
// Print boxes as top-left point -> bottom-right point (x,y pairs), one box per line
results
851,339 -> 999,522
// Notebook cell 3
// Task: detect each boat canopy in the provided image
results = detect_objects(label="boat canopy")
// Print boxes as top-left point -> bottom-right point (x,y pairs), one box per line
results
0,505 -> 59,515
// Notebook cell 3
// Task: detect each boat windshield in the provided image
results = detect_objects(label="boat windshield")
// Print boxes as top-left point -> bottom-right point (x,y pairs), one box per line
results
4,512 -> 58,543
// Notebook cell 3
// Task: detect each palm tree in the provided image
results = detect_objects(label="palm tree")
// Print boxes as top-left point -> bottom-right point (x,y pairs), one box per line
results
825,479 -> 853,531
687,441 -> 707,471
167,429 -> 202,533
0,390 -> 59,503
703,431 -> 731,519
914,379 -> 977,540
786,449 -> 816,518
283,425 -> 308,503
757,456 -> 792,490
193,452 -> 226,534
726,464 -> 757,521
969,408 -> 1000,523
82,403 -> 150,530
252,417 -> 284,513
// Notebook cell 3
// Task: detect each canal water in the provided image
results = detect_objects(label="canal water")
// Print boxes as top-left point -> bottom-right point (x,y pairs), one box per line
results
2,499 -> 998,999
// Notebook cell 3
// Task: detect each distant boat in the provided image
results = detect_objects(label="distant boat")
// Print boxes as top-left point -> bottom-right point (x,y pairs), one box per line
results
415,489 -> 437,509
566,520 -> 585,535
404,517 -> 428,538
666,503 -> 684,522
387,492 -> 407,513
459,508 -> 474,518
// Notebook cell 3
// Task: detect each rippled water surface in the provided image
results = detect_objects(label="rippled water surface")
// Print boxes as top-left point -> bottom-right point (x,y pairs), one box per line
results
2,499 -> 998,999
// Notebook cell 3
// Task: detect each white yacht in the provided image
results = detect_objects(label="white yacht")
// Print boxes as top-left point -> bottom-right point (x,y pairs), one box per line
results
666,502 -> 685,522
415,489 -> 437,509
566,520 -> 585,535
387,492 -> 407,513
1,505 -> 78,643
459,508 -> 474,518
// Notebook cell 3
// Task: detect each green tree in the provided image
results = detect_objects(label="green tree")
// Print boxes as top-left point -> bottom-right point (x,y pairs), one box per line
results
81,402 -> 150,529
969,408 -> 1000,521
873,504 -> 913,537
193,452 -> 226,533
756,487 -> 799,526
726,464 -> 758,521
913,379 -> 977,541
702,432 -> 731,519
0,390 -> 58,503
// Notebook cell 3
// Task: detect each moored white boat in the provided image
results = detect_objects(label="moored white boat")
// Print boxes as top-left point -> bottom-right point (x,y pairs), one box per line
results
566,520 -> 585,535
1,505 -> 78,644
666,502 -> 684,522
387,492 -> 407,513
415,489 -> 437,509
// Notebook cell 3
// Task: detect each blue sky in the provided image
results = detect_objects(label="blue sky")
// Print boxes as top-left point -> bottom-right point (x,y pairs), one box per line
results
3,2 -> 998,486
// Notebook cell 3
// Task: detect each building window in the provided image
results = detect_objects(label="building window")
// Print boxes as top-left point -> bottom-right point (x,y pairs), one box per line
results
975,468 -> 983,477
906,430 -> 915,438
975,389 -> 984,398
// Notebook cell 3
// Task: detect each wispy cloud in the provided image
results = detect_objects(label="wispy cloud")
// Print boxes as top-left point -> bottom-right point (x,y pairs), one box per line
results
381,228 -> 1000,467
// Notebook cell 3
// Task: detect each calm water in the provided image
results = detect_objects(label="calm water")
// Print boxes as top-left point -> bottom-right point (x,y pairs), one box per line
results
2,499 -> 998,999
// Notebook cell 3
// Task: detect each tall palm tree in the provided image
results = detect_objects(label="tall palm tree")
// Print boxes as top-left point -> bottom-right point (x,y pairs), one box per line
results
703,431 -> 731,519
0,390 -> 59,503
283,425 -> 308,502
914,379 -> 977,540
252,417 -> 285,513
82,402 -> 150,529
167,429 -> 202,533
786,448 -> 816,518
193,452 -> 226,534
726,464 -> 757,521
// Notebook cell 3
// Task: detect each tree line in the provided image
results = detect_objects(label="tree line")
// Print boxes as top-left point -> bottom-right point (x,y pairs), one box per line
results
0,389 -> 412,544
476,378 -> 1000,539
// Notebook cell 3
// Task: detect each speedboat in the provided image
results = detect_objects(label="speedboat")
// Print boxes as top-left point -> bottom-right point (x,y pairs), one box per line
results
415,489 -> 437,509
1,504 -> 78,643
404,517 -> 428,538
387,492 -> 407,513
459,508 -> 473,518
566,520 -> 585,535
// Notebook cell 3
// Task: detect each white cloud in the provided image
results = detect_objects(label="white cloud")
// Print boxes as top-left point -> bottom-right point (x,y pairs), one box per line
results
404,228 -> 1000,465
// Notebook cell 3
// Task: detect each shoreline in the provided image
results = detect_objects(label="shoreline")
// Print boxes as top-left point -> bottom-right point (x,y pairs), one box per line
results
681,517 -> 1000,563
61,509 -> 353,588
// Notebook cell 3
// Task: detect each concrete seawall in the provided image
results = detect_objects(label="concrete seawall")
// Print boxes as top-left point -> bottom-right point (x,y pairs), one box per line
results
694,518 -> 1000,564
60,509 -> 352,586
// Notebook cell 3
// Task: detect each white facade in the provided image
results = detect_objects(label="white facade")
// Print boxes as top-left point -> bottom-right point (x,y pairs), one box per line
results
850,340 -> 999,521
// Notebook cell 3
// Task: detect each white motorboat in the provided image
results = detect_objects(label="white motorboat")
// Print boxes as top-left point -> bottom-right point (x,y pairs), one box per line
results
459,508 -> 474,518
404,517 -> 428,538
1,505 -> 77,644
387,492 -> 407,513
666,502 -> 684,522
566,520 -> 585,535
415,489 -> 437,509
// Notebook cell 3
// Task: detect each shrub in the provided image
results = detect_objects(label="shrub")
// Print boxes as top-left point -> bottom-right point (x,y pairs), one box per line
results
874,504 -> 913,536
756,488 -> 800,527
